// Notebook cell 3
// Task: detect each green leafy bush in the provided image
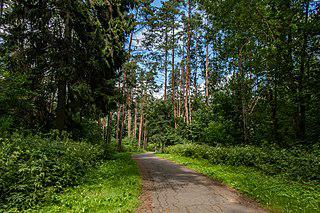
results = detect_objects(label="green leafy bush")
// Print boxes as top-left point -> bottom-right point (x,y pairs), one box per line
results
121,137 -> 144,152
0,133 -> 104,210
165,144 -> 320,182
204,121 -> 234,145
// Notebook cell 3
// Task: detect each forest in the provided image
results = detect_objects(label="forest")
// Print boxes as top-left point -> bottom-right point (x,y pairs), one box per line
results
0,0 -> 319,212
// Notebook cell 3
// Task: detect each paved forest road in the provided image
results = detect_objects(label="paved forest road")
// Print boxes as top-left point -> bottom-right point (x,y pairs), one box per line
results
133,153 -> 267,213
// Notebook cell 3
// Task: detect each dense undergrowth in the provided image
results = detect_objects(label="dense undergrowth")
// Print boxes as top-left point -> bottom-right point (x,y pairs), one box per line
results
158,153 -> 320,212
35,153 -> 141,213
0,133 -> 106,211
165,143 -> 320,182
160,143 -> 320,212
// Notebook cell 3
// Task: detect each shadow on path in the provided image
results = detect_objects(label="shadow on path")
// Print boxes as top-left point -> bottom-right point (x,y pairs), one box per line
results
133,153 -> 267,213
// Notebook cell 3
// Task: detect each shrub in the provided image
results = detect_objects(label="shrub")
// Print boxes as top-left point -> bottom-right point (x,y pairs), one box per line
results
121,137 -> 144,152
0,133 -> 104,210
165,144 -> 320,182
203,121 -> 234,145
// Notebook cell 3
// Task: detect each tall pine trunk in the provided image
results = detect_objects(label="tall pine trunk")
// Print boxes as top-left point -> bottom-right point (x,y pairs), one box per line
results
119,69 -> 127,150
172,20 -> 177,129
143,120 -> 148,150
178,63 -> 182,118
118,106 -> 126,151
185,0 -> 191,125
193,40 -> 198,96
133,103 -> 138,139
127,108 -> 132,138
205,40 -> 209,105
138,92 -> 145,147
56,80 -> 67,131
164,28 -> 168,101
138,113 -> 144,147
106,111 -> 113,144
127,26 -> 134,138
116,107 -> 121,143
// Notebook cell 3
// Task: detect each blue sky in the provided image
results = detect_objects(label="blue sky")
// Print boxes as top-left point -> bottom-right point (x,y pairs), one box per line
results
152,0 -> 163,7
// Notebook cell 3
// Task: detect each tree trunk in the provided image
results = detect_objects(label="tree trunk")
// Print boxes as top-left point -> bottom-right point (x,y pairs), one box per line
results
56,80 -> 67,131
127,23 -> 134,138
127,109 -> 132,138
143,120 -> 148,150
164,28 -> 168,101
180,42 -> 186,119
189,90 -> 192,124
138,113 -> 144,147
118,105 -> 126,151
172,21 -> 177,129
133,104 -> 138,139
185,0 -> 191,125
106,111 -> 113,144
178,63 -> 182,118
116,107 -> 121,142
194,40 -> 198,96
205,40 -> 209,105
138,91 -> 145,147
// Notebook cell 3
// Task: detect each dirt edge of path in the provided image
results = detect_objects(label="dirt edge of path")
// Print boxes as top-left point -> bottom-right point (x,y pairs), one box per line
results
133,154 -> 153,213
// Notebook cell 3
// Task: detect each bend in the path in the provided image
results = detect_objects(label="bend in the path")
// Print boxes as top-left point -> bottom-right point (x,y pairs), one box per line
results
133,153 -> 267,213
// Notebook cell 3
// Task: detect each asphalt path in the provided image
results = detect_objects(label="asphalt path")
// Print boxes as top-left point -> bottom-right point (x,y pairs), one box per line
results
134,153 -> 267,213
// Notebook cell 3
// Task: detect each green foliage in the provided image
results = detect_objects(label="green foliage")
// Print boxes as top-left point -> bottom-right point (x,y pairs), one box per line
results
163,128 -> 189,146
199,0 -> 320,145
158,153 -> 320,212
0,0 -> 133,132
203,121 -> 234,145
0,133 -> 105,210
34,153 -> 141,213
165,144 -> 320,182
70,118 -> 104,145
121,137 -> 144,153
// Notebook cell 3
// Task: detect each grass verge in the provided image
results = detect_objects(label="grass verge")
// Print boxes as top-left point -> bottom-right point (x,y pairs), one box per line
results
33,153 -> 141,213
157,153 -> 320,212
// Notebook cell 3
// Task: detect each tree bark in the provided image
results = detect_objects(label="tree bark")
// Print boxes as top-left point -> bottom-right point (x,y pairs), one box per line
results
205,40 -> 209,105
138,91 -> 145,147
56,80 -> 67,131
106,111 -> 113,144
133,103 -> 138,139
172,19 -> 177,129
116,107 -> 121,142
194,40 -> 198,97
179,40 -> 186,119
138,113 -> 144,147
185,0 -> 191,125
164,28 -> 168,101
143,120 -> 148,150
178,62 -> 182,118
127,108 -> 132,138
127,23 -> 134,138
118,105 -> 126,151
189,89 -> 192,124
